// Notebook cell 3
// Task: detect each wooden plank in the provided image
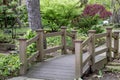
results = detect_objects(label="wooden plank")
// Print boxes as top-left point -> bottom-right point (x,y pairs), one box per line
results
111,47 -> 116,52
82,55 -> 91,67
95,33 -> 107,39
82,36 -> 91,48
95,47 -> 108,56
93,57 -> 107,71
27,35 -> 39,46
26,55 -> 75,80
66,32 -> 74,38
27,51 -> 39,63
44,46 -> 63,53
45,32 -> 62,37
66,46 -> 74,50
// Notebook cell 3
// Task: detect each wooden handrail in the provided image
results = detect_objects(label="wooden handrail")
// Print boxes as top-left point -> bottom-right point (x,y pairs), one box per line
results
26,35 -> 39,46
27,51 -> 39,63
66,32 -> 74,38
95,33 -> 107,39
44,46 -> 63,54
95,47 -> 108,56
82,54 -> 91,67
45,32 -> 62,37
82,36 -> 92,48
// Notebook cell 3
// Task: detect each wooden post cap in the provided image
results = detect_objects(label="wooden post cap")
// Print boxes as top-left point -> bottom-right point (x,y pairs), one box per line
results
74,40 -> 83,43
72,30 -> 77,33
18,38 -> 27,41
106,27 -> 113,30
61,26 -> 67,29
114,31 -> 120,34
36,29 -> 44,32
88,30 -> 96,33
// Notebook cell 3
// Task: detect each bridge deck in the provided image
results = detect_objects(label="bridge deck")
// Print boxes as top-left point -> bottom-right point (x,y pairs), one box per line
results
25,46 -> 107,80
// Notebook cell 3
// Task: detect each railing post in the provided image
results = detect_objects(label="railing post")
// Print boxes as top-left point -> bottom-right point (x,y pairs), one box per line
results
75,40 -> 83,79
36,29 -> 44,62
88,30 -> 96,71
114,31 -> 119,58
72,30 -> 77,54
61,26 -> 67,54
106,28 -> 112,61
18,38 -> 27,75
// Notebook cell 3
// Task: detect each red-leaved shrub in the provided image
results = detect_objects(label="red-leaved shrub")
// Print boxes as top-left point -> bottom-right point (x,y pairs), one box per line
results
82,4 -> 112,19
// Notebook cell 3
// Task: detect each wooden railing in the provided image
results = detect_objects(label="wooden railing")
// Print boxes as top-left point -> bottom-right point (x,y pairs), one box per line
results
18,26 -> 77,75
75,28 -> 119,79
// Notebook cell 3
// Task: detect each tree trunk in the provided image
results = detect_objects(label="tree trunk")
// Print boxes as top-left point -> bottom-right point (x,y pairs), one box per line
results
26,0 -> 42,30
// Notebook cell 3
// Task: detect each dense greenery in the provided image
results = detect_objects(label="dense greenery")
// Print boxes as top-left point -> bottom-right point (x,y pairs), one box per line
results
0,0 -> 116,79
0,54 -> 20,79
40,0 -> 82,31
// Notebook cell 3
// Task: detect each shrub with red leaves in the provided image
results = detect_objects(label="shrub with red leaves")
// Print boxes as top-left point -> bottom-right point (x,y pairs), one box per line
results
82,4 -> 112,19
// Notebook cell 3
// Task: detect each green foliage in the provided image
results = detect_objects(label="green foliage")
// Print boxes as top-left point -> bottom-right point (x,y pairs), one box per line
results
91,25 -> 104,33
73,15 -> 101,34
40,0 -> 82,31
0,0 -> 18,27
0,54 -> 20,79
0,30 -> 13,43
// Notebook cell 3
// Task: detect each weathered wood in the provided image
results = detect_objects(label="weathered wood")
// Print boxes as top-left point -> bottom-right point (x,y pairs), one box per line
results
83,55 -> 91,67
111,47 -> 116,52
18,38 -> 27,75
44,46 -> 63,54
113,31 -> 119,58
82,36 -> 92,48
66,46 -> 74,50
61,26 -> 67,54
36,29 -> 44,62
26,35 -> 39,46
74,40 -> 83,79
94,57 -> 107,71
27,51 -> 39,63
106,28 -> 112,61
95,33 -> 107,39
45,32 -> 62,37
71,30 -> 77,54
95,47 -> 108,56
66,32 -> 74,38
88,30 -> 96,71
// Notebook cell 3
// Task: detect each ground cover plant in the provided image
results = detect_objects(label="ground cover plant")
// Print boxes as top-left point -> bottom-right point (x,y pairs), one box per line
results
0,54 -> 20,80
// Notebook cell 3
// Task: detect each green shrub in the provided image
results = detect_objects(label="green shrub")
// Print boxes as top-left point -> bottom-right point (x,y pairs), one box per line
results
0,30 -> 13,43
0,54 -> 20,79
40,0 -> 82,31
91,25 -> 104,33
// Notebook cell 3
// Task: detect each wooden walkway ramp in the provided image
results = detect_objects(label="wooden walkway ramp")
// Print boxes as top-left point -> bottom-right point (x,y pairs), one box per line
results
25,45 -> 107,80
18,28 -> 119,80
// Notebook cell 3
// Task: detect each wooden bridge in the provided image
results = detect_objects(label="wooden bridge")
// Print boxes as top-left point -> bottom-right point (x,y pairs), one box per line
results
18,27 -> 119,80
